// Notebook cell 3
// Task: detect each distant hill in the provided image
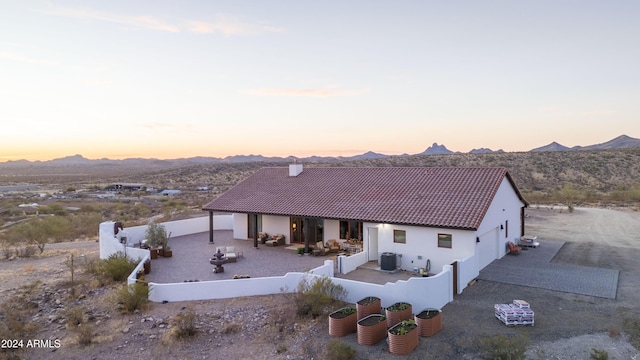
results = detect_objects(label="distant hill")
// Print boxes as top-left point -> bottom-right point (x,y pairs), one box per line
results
530,142 -> 571,152
531,135 -> 640,152
1,135 -> 639,167
418,143 -> 455,155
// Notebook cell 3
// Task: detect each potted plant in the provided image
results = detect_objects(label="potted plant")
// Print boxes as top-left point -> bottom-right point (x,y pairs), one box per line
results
297,247 -> 305,256
143,259 -> 151,274
161,233 -> 173,257
356,314 -> 387,345
385,302 -> 412,328
357,296 -> 381,320
415,308 -> 442,337
145,222 -> 167,259
388,319 -> 419,355
328,306 -> 357,337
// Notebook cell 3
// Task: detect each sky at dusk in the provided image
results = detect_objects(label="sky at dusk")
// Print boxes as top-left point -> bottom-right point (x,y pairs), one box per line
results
1,1 -> 638,161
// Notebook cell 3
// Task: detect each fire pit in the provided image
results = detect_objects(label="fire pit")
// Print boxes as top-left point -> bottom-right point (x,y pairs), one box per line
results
209,248 -> 229,273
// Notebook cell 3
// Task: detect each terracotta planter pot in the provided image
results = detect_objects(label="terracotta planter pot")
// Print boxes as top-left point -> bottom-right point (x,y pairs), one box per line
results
388,320 -> 419,355
357,296 -> 381,321
328,307 -> 357,337
385,302 -> 412,328
415,309 -> 442,337
357,314 -> 387,345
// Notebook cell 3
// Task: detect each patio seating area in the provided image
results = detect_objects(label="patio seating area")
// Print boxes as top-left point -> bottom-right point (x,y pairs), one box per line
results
142,230 -> 414,284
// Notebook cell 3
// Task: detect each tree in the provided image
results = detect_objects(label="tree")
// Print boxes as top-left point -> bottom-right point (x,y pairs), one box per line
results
145,222 -> 167,249
556,183 -> 581,213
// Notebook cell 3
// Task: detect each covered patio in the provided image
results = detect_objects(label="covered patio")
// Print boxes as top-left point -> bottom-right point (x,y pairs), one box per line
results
143,230 -> 416,285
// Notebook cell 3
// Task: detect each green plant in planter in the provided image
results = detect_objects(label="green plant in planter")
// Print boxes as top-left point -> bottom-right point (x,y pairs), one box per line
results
387,302 -> 410,312
338,307 -> 357,316
145,222 -> 167,249
390,320 -> 417,335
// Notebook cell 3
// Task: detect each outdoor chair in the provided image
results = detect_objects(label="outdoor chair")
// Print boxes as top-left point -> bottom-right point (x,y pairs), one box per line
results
312,241 -> 330,256
325,239 -> 341,253
265,234 -> 285,246
507,241 -> 522,255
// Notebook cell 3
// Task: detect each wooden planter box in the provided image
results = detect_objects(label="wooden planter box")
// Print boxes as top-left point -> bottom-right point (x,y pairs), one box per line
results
328,307 -> 357,337
388,320 -> 419,355
357,314 -> 387,345
357,296 -> 381,321
163,249 -> 173,258
149,248 -> 159,259
415,309 -> 442,337
143,259 -> 151,274
385,302 -> 412,328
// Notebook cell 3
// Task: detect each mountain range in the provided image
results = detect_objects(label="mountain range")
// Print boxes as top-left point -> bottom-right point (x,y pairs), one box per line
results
1,135 -> 638,167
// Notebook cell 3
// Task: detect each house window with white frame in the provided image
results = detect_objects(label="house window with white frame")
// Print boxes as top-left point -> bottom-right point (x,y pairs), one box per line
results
438,233 -> 452,248
394,230 -> 406,244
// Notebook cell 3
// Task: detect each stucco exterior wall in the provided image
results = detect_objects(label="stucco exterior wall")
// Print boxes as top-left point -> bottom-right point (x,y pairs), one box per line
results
363,223 -> 476,273
262,215 -> 290,242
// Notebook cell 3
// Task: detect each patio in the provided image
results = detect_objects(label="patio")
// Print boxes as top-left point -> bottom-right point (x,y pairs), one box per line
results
144,230 -> 415,284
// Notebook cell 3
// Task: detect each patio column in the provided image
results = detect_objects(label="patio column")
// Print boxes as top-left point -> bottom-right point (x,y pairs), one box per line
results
251,213 -> 259,249
209,211 -> 214,244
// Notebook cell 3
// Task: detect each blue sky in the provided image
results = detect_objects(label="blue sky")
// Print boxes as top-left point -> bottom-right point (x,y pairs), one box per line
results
1,1 -> 638,161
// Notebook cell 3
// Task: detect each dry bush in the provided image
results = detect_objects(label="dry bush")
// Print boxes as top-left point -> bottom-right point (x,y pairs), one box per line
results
170,306 -> 198,338
113,282 -> 150,313
75,324 -> 94,346
221,322 -> 242,335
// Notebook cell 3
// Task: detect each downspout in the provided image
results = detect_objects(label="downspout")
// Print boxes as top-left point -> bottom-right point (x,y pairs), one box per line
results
208,211 -> 214,244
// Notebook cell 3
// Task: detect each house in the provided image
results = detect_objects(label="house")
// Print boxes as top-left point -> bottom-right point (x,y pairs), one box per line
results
202,164 -> 528,277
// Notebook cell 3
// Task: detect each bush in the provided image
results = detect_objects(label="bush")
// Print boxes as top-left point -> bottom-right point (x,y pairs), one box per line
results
590,348 -> 609,360
99,252 -> 138,282
171,306 -> 198,338
294,276 -> 347,318
75,324 -> 94,346
115,282 -> 149,313
479,334 -> 528,360
623,317 -> 640,350
64,305 -> 86,328
325,340 -> 356,360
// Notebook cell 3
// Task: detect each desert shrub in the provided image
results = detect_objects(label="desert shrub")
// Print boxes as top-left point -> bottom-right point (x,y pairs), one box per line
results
64,305 -> 86,328
479,334 -> 528,360
294,276 -> 347,318
171,306 -> 198,338
115,282 -> 149,313
16,245 -> 37,258
0,281 -> 41,344
590,348 -> 609,360
99,252 -> 138,282
325,340 -> 356,360
75,324 -> 94,345
623,317 -> 640,350
221,322 -> 242,335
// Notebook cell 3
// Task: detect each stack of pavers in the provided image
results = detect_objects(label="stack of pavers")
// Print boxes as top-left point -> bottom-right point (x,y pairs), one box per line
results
494,300 -> 534,326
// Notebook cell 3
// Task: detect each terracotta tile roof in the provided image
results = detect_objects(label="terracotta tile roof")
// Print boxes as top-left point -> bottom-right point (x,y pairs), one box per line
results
202,167 -> 527,230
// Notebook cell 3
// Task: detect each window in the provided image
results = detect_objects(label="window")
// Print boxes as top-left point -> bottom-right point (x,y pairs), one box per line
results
393,230 -> 406,244
438,233 -> 452,248
339,220 -> 362,240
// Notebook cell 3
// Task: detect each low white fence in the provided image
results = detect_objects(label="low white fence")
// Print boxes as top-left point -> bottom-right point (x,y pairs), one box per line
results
148,260 -> 453,311
456,254 -> 479,294
149,260 -> 334,302
333,265 -> 453,310
336,250 -> 368,274
99,217 -> 456,311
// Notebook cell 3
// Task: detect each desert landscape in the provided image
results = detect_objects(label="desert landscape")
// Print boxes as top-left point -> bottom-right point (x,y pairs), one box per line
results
1,151 -> 640,359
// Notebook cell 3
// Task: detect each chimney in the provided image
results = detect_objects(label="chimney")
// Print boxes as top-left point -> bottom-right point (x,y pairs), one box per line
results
289,160 -> 303,177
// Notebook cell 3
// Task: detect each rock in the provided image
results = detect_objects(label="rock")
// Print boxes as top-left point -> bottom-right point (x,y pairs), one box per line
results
122,327 -> 130,334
